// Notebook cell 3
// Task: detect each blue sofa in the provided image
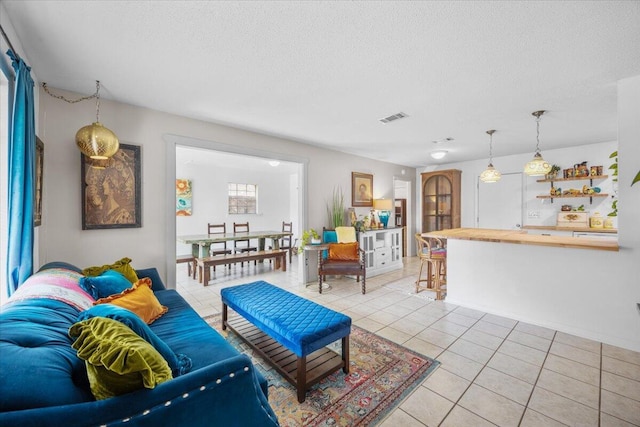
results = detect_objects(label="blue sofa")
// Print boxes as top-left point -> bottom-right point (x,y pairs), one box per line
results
0,262 -> 280,427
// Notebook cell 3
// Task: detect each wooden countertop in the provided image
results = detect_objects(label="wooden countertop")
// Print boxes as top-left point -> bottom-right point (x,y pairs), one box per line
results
423,228 -> 619,252
523,225 -> 618,233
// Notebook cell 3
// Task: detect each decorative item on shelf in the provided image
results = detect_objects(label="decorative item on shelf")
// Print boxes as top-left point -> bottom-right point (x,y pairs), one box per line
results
43,80 -> 119,160
550,186 -> 562,196
561,204 -> 572,211
574,162 -> 589,177
480,130 -> 501,183
545,164 -> 561,180
589,212 -> 604,229
563,168 -> 575,179
604,217 -> 615,229
373,199 -> 393,228
524,110 -> 552,176
590,165 -> 603,176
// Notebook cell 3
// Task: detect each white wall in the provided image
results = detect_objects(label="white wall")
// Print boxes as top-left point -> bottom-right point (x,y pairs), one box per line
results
37,87 -> 415,285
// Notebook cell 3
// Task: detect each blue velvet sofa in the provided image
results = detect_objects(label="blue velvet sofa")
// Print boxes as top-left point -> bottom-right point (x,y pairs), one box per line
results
0,262 -> 280,427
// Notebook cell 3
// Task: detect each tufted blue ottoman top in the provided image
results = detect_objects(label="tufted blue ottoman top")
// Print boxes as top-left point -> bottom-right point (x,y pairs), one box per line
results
221,281 -> 351,357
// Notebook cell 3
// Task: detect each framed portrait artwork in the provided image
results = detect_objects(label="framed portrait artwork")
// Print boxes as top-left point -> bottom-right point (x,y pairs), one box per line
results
81,143 -> 142,229
352,172 -> 373,207
34,136 -> 44,226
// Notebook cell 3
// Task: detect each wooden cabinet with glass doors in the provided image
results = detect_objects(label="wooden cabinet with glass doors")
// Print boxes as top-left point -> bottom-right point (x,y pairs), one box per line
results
421,169 -> 461,233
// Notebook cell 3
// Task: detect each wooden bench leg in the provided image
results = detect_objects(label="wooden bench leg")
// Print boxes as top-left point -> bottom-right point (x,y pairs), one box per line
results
222,303 -> 228,330
297,356 -> 307,403
203,263 -> 210,286
342,335 -> 350,374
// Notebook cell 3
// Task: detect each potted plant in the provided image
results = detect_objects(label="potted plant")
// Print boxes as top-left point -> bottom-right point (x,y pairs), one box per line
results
327,186 -> 345,228
608,150 -> 618,218
546,164 -> 561,180
298,229 -> 321,253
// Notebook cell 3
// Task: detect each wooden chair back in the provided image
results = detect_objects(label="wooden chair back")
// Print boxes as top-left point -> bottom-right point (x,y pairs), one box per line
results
233,222 -> 256,252
208,223 -> 230,255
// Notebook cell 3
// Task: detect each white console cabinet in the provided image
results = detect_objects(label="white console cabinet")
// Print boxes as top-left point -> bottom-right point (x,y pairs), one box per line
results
358,227 -> 403,277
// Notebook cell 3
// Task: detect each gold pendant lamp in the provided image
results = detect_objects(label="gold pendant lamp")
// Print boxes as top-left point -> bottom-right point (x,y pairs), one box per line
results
524,110 -> 552,176
480,129 -> 501,183
75,81 -> 119,160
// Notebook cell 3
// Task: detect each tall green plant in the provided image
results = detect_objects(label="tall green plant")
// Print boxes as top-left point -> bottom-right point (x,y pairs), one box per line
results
608,151 -> 618,217
328,186 -> 345,228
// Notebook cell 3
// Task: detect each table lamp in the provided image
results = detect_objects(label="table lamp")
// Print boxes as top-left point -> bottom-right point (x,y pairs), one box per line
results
373,199 -> 393,228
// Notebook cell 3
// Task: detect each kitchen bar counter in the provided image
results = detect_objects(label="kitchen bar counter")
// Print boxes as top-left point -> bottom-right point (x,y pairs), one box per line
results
424,227 -> 618,251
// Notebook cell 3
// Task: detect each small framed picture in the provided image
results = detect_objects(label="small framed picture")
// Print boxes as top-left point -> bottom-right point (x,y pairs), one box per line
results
81,143 -> 142,229
352,172 -> 373,207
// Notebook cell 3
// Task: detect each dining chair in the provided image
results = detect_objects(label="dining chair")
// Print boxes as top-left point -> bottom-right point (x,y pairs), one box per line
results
414,233 -> 447,300
207,223 -> 232,272
269,221 -> 296,263
233,222 -> 257,266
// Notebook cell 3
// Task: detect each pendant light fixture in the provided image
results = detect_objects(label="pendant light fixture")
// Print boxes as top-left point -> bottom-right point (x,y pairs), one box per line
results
524,110 -> 552,176
43,80 -> 120,161
480,129 -> 501,183
75,81 -> 119,160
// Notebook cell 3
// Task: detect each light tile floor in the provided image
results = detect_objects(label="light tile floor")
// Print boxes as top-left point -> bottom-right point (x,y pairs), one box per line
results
176,256 -> 640,427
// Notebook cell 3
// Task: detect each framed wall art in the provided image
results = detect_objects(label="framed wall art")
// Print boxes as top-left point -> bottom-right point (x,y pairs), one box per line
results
34,136 -> 44,226
81,143 -> 142,229
176,179 -> 192,216
352,172 -> 373,207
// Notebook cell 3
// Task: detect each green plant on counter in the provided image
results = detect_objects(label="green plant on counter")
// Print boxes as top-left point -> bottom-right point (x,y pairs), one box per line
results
609,150 -> 618,217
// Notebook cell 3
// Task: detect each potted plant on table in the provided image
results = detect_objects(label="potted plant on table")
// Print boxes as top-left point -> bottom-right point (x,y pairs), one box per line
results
298,229 -> 321,254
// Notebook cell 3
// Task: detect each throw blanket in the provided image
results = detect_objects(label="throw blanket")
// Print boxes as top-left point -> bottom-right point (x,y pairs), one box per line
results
5,268 -> 94,311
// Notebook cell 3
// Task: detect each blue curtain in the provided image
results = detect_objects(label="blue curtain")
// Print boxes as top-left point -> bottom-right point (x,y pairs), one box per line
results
6,50 -> 35,295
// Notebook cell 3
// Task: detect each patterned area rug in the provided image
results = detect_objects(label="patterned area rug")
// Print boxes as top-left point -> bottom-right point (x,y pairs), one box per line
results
203,313 -> 440,426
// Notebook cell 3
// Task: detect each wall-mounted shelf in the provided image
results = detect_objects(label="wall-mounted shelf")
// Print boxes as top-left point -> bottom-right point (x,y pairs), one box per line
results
536,174 -> 608,183
536,194 -> 609,200
536,174 -> 609,203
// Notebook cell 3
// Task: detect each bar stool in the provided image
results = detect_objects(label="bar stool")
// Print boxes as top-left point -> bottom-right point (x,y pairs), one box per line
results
415,233 -> 447,300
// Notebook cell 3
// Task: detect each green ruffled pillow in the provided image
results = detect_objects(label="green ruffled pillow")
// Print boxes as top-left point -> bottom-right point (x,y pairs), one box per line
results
82,257 -> 139,284
69,317 -> 172,400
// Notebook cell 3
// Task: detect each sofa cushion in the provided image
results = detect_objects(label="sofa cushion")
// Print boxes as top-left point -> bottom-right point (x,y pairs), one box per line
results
69,317 -> 173,400
0,299 -> 93,411
94,278 -> 168,324
78,304 -> 192,377
79,270 -> 132,300
82,257 -> 139,283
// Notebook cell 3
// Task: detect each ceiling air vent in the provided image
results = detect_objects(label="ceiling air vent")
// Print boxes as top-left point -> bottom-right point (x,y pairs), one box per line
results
379,112 -> 409,124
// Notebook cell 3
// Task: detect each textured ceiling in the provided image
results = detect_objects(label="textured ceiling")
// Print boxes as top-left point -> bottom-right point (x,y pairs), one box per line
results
3,1 -> 640,167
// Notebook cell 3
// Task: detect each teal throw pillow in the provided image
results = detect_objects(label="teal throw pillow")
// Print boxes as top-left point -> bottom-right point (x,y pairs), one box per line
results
79,270 -> 132,300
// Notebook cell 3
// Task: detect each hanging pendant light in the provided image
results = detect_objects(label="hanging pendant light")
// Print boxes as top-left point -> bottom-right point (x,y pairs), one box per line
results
524,110 -> 552,176
75,81 -> 119,160
480,129 -> 501,183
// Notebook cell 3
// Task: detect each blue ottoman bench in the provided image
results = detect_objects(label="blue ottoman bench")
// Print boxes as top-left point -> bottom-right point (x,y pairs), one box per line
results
221,281 -> 351,402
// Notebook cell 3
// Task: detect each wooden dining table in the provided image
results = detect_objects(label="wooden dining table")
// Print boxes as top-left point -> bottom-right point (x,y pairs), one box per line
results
177,230 -> 293,260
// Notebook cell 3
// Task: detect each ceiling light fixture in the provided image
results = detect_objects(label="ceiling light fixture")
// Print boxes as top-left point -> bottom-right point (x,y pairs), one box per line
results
43,80 -> 119,160
430,150 -> 448,160
480,130 -> 501,183
268,160 -> 280,167
524,110 -> 552,176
